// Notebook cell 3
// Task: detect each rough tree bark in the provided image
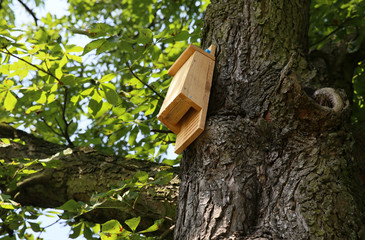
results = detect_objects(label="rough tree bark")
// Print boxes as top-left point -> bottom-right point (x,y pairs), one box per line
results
175,1 -> 365,239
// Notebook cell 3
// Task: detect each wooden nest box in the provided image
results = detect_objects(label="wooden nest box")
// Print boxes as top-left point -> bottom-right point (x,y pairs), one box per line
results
158,44 -> 216,154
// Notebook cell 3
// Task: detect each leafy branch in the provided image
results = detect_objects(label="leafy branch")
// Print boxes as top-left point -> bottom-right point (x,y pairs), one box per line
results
126,61 -> 164,100
1,48 -> 74,147
0,48 -> 62,84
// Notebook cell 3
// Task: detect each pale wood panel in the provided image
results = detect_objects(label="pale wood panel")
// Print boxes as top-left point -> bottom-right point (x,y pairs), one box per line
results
164,97 -> 191,126
174,108 -> 203,154
174,56 -> 215,154
157,44 -> 216,153
168,45 -> 215,76
180,52 -> 212,110
158,56 -> 194,119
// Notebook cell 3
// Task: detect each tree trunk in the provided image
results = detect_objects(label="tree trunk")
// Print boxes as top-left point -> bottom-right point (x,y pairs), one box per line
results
174,1 -> 365,239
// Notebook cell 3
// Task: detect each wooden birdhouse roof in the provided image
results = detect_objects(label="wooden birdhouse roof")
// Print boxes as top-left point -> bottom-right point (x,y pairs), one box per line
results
168,44 -> 216,76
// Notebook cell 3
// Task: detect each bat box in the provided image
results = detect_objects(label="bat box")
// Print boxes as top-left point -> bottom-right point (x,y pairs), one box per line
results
158,44 -> 216,154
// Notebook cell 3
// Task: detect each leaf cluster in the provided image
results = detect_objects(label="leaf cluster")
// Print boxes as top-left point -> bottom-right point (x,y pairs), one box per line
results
0,0 -> 205,239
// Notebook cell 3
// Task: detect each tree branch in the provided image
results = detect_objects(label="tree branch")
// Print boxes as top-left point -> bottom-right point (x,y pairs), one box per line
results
310,18 -> 352,48
60,87 -> 74,147
126,62 -> 164,100
0,124 -> 178,235
151,129 -> 173,134
17,0 -> 39,26
1,49 -> 74,145
0,48 -> 62,84
41,117 -> 63,137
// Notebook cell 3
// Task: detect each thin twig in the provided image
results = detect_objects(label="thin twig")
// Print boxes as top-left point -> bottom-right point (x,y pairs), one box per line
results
126,61 -> 164,100
159,224 -> 175,239
55,117 -> 74,147
310,18 -> 352,47
42,218 -> 62,229
0,48 -> 62,84
55,118 -> 66,136
151,129 -> 173,134
41,117 -> 63,137
17,0 -> 38,26
310,27 -> 342,48
38,218 -> 62,239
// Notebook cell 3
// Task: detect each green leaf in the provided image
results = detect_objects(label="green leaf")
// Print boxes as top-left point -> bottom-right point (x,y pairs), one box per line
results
101,84 -> 119,106
67,54 -> 82,63
134,171 -> 148,183
0,194 -> 11,201
61,74 -> 76,86
66,45 -> 83,53
70,223 -> 83,239
112,106 -> 126,116
55,67 -> 63,79
0,36 -> 12,48
88,91 -> 103,117
151,45 -> 162,61
125,216 -> 140,232
92,224 -> 101,234
101,220 -> 123,233
88,98 -> 102,117
25,105 -> 42,114
81,87 -> 95,96
87,23 -> 113,37
83,224 -> 94,239
0,202 -> 15,209
128,127 -> 139,146
36,91 -> 47,104
96,40 -> 114,54
4,91 -> 17,112
174,31 -> 190,41
83,39 -> 106,55
145,99 -> 159,116
162,158 -> 180,166
29,222 -> 41,232
99,73 -> 116,83
139,219 -> 164,234
3,79 -> 14,88
155,171 -> 173,185
59,55 -> 68,68
137,28 -> 153,44
58,199 -> 81,213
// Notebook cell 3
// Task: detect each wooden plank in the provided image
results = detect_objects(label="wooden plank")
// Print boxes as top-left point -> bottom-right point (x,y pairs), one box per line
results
174,53 -> 215,153
164,98 -> 191,126
158,56 -> 194,119
168,45 -> 216,76
181,52 -> 211,110
174,108 -> 203,154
